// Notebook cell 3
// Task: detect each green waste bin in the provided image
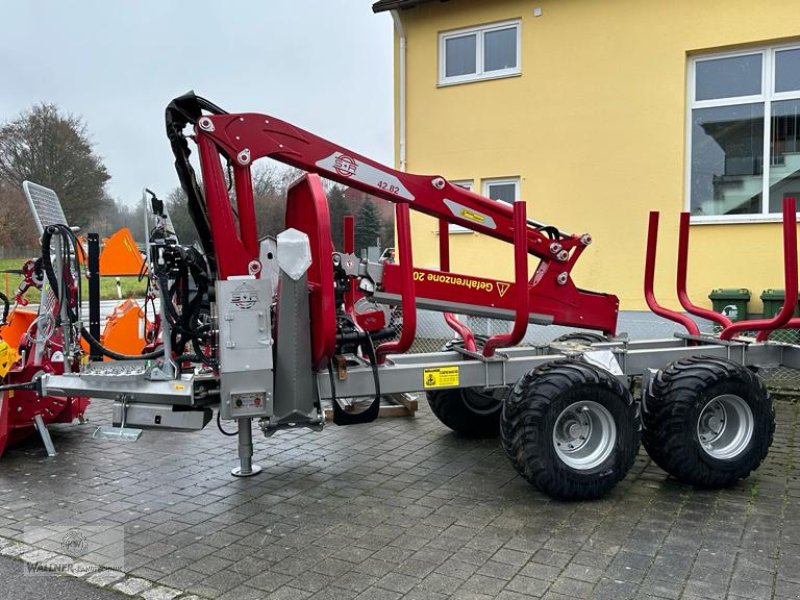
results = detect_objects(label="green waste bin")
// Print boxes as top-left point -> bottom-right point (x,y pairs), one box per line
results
760,289 -> 800,318
708,288 -> 750,322
760,289 -> 800,343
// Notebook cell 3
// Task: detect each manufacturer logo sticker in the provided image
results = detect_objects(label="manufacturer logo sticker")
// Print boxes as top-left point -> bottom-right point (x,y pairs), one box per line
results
231,283 -> 258,309
315,153 -> 415,201
333,153 -> 358,178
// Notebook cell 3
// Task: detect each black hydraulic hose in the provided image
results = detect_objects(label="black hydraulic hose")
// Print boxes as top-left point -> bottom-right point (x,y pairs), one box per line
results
327,357 -> 338,411
41,224 -> 83,325
216,410 -> 238,436
40,226 -> 60,298
336,327 -> 396,346
162,278 -> 207,355
175,353 -> 205,363
0,380 -> 39,392
363,334 -> 381,406
0,291 -> 9,324
40,223 -> 175,363
81,327 -> 165,361
164,92 -> 226,261
159,275 -> 183,326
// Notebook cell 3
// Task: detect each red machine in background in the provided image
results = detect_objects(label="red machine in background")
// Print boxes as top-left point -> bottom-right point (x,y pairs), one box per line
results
0,186 -> 151,458
0,220 -> 90,458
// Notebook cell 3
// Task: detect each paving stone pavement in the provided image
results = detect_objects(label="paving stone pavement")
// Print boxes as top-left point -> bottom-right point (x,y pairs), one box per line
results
0,397 -> 798,600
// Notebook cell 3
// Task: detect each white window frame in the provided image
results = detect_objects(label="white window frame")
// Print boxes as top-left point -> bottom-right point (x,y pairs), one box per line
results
448,179 -> 475,233
482,177 -> 520,204
438,20 -> 521,86
687,43 -> 800,224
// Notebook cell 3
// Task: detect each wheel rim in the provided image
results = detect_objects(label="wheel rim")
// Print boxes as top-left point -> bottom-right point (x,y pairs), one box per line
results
696,394 -> 754,460
461,387 -> 504,415
552,401 -> 617,470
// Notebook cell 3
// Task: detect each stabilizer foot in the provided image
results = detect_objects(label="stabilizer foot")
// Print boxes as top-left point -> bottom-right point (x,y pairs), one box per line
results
230,417 -> 261,478
33,414 -> 56,457
231,464 -> 262,477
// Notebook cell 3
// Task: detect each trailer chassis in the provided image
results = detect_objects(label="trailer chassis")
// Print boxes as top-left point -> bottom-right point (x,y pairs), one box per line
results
14,92 -> 800,501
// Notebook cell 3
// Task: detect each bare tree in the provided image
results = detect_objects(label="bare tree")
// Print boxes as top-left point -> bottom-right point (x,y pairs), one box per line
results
0,182 -> 38,250
0,104 -> 111,228
164,187 -> 200,246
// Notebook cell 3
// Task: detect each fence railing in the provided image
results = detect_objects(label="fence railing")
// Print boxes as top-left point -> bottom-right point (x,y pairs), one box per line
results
394,310 -> 800,395
0,246 -> 39,259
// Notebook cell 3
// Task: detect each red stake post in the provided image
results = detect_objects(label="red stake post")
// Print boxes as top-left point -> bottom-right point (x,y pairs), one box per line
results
438,218 -> 477,352
644,212 -> 701,336
376,203 -> 416,362
676,212 -> 733,329
721,197 -> 798,341
483,200 -> 529,357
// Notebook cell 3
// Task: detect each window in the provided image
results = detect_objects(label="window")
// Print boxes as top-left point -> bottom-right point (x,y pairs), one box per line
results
439,20 -> 521,85
449,180 -> 474,233
688,45 -> 800,221
483,177 -> 520,204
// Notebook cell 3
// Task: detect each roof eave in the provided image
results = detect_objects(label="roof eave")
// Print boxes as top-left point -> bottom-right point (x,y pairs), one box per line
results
372,0 -> 444,14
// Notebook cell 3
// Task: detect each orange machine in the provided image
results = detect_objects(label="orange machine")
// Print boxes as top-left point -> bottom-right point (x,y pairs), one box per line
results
99,228 -> 144,276
0,308 -> 36,355
90,299 -> 149,359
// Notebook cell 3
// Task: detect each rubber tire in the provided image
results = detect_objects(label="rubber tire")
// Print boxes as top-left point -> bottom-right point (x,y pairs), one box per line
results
501,359 -> 640,500
642,356 -> 774,488
552,332 -> 610,345
425,337 -> 508,437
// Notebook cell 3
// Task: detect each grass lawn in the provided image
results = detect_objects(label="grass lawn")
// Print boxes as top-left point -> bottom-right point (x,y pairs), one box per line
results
0,256 -> 148,303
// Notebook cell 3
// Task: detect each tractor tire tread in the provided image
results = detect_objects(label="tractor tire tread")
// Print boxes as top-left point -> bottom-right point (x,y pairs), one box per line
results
642,355 -> 774,488
501,360 -> 640,500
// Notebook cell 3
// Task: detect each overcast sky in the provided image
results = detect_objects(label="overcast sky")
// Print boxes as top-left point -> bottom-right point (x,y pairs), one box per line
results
0,1 -> 394,205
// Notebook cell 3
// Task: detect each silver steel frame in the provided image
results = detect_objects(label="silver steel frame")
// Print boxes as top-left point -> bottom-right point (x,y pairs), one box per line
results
314,336 -> 793,400
28,199 -> 799,477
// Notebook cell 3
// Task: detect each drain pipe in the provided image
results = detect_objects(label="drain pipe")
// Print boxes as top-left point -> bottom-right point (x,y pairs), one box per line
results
391,9 -> 407,172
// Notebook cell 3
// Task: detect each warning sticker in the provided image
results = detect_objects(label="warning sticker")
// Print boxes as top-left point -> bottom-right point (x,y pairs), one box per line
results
423,366 -> 460,389
460,209 -> 485,223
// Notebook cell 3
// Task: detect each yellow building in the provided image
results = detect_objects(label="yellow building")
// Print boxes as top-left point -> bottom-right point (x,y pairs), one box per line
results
372,0 -> 800,326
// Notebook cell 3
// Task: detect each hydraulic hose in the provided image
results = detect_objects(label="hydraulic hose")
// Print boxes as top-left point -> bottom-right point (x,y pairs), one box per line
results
0,380 -> 39,393
0,291 -> 8,324
80,327 -> 165,361
216,410 -> 239,436
336,327 -> 396,346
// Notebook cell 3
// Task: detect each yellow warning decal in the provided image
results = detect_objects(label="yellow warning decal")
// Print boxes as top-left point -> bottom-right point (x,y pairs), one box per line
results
423,366 -> 460,389
0,341 -> 18,378
460,209 -> 486,223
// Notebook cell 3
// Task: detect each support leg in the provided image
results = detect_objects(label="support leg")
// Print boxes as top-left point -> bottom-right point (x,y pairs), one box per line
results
231,418 -> 262,477
33,414 -> 56,457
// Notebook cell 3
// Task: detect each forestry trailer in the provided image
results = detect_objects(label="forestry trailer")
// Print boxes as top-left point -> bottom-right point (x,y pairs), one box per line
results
1,92 -> 798,500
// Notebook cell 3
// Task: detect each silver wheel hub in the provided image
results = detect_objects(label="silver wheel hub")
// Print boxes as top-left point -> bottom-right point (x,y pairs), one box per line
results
553,401 -> 616,470
697,394 -> 754,460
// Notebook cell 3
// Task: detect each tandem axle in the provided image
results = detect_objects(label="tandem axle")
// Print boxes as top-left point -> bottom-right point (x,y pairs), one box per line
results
2,91 -> 797,501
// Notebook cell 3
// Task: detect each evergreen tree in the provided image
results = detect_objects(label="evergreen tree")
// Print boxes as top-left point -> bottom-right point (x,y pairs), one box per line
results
327,185 -> 348,249
355,199 -> 383,256
381,214 -> 395,251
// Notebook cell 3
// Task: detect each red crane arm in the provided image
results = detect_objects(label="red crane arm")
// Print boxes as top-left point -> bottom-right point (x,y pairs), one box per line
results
196,112 -> 587,260
185,102 -> 619,338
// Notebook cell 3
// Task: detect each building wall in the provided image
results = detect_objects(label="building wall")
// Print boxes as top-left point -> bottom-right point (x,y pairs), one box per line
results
394,0 -> 800,313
